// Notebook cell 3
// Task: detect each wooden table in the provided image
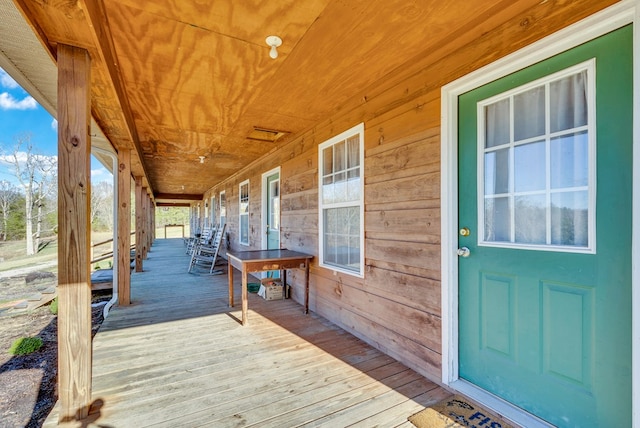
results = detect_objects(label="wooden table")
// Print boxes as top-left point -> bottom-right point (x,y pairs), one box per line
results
164,224 -> 184,238
227,249 -> 313,325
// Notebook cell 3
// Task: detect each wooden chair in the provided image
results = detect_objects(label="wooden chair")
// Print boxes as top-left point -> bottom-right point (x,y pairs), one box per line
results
185,226 -> 214,255
188,224 -> 226,274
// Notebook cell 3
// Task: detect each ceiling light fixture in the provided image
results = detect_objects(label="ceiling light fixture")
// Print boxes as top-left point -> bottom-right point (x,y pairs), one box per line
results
199,156 -> 205,164
265,36 -> 282,59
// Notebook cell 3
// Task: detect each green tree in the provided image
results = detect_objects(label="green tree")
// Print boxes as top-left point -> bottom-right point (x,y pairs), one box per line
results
156,206 -> 189,227
1,188 -> 25,240
0,180 -> 19,240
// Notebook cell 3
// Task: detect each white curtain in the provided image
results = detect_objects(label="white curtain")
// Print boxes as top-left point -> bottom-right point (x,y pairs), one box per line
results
483,70 -> 589,246
485,98 -> 510,148
551,71 -> 588,132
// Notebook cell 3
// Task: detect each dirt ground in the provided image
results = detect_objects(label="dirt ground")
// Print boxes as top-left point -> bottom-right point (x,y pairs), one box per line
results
0,273 -> 109,428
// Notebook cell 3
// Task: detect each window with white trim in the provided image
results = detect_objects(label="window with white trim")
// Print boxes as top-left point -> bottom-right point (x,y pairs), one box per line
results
479,61 -> 595,252
239,180 -> 249,246
318,123 -> 364,276
219,190 -> 226,228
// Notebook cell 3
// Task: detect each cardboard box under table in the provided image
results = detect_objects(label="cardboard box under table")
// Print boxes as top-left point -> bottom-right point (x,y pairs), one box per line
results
258,278 -> 284,300
226,249 -> 313,325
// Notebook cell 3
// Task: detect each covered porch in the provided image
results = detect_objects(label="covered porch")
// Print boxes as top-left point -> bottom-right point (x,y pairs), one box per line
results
44,238 -> 451,427
3,0 -> 637,425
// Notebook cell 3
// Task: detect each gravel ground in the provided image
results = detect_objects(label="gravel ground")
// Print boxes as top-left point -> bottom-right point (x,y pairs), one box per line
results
0,273 -> 108,428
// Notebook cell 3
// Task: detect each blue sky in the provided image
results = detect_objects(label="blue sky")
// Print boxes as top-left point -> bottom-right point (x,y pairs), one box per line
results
0,67 -> 111,186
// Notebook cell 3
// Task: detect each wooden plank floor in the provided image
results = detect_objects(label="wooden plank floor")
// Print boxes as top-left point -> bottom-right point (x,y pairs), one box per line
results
45,238 -> 452,427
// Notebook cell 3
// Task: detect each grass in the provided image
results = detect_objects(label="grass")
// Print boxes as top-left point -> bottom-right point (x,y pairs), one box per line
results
156,225 -> 191,239
0,231 -> 116,274
0,239 -> 58,273
9,337 -> 44,355
0,228 -> 187,274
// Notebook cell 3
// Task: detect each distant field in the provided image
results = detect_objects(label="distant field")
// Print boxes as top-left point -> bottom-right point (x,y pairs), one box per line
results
156,225 -> 191,239
0,231 -> 112,273
0,238 -> 58,273
0,227 -> 188,273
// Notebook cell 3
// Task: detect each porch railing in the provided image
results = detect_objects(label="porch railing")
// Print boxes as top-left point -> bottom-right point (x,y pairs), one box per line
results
90,231 -> 136,265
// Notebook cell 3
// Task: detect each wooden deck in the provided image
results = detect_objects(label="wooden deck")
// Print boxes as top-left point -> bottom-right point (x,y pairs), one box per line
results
45,238 -> 452,427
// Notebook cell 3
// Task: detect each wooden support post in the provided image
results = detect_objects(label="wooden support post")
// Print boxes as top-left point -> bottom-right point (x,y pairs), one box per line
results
117,148 -> 131,305
228,262 -> 234,307
135,176 -> 143,272
146,194 -> 153,249
145,195 -> 149,250
57,44 -> 92,423
147,195 -> 151,248
142,187 -> 148,259
151,201 -> 156,242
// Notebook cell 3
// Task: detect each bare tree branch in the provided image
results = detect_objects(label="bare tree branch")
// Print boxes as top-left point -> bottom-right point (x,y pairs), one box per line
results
1,133 -> 57,255
0,180 -> 20,241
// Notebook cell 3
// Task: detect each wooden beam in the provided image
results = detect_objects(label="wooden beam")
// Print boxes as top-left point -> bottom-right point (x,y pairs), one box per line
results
154,193 -> 203,201
117,148 -> 131,305
135,176 -> 143,272
56,43 -> 92,423
156,202 -> 191,207
78,0 -> 152,186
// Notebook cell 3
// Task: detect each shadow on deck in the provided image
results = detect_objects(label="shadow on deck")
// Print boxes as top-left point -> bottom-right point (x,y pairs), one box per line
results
45,238 -> 452,427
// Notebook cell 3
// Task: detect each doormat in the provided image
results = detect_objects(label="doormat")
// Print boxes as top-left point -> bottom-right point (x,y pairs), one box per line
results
408,395 -> 516,428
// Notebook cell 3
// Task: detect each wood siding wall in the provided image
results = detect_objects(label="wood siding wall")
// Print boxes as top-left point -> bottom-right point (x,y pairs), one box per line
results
203,1 -> 617,381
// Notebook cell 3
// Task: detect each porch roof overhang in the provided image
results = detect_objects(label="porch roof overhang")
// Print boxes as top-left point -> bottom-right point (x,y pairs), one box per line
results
4,0 -> 620,205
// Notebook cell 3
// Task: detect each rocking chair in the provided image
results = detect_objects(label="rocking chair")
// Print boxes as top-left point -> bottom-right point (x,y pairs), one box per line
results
188,224 -> 226,274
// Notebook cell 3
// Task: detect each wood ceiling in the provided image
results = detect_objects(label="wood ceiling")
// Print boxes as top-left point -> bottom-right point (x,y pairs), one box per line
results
10,0 -> 617,203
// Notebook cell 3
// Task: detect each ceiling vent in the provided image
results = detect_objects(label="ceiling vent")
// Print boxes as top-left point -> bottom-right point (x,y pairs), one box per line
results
247,127 -> 288,143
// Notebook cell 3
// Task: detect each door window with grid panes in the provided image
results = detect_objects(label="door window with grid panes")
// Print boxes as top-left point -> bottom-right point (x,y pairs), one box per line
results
479,62 -> 595,253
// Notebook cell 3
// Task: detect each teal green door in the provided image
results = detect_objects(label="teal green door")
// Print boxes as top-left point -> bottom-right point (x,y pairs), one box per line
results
458,27 -> 632,427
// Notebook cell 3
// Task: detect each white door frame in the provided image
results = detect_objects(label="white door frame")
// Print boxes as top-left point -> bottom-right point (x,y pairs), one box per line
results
261,166 -> 281,250
440,1 -> 640,426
